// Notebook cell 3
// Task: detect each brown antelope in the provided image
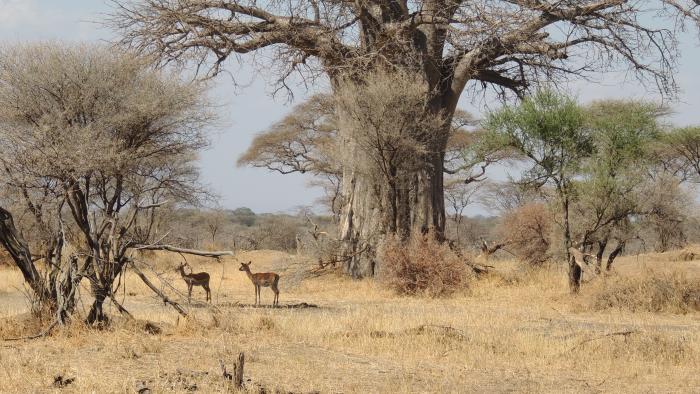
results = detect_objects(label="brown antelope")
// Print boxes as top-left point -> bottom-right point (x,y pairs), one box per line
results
177,262 -> 211,303
239,261 -> 280,306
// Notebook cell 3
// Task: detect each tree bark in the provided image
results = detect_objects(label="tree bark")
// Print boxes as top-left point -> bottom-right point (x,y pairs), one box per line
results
560,193 -> 580,293
595,239 -> 608,274
338,130 -> 449,278
606,241 -> 625,271
568,254 -> 582,293
0,206 -> 51,301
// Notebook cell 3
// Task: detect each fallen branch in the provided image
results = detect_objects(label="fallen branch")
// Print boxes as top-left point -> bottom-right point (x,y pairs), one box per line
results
136,259 -> 223,313
568,330 -> 638,352
129,260 -> 188,317
134,244 -> 233,257
109,295 -> 134,320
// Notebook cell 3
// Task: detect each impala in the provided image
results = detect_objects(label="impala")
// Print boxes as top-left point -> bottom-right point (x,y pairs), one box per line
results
239,261 -> 280,306
178,262 -> 211,303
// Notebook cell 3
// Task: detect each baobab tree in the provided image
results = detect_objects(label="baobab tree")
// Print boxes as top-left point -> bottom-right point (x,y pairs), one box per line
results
111,0 -> 700,277
239,89 -> 493,243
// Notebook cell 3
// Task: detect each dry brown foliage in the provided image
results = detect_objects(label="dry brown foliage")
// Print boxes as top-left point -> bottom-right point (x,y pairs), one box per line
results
582,271 -> 700,314
379,232 -> 469,297
498,203 -> 553,265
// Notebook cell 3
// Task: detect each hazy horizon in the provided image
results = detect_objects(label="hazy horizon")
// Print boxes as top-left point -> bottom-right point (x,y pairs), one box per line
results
2,0 -> 699,215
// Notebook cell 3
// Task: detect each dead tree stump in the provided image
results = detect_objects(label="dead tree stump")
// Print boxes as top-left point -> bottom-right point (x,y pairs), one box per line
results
233,352 -> 244,388
221,352 -> 245,389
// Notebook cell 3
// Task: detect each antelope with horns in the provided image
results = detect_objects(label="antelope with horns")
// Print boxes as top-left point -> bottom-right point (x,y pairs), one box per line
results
239,261 -> 280,306
178,262 -> 211,303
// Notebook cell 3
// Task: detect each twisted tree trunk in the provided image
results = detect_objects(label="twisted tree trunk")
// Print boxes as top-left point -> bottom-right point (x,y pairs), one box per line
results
606,241 -> 625,271
0,207 -> 50,301
595,239 -> 608,274
87,289 -> 109,325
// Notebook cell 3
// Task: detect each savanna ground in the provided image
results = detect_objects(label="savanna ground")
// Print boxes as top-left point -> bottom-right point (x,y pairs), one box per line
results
1,248 -> 699,393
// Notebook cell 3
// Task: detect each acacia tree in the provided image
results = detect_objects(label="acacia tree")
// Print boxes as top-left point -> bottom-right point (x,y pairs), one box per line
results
111,0 -> 700,276
237,94 -> 345,217
572,100 -> 663,271
0,44 -> 220,324
485,90 -> 594,292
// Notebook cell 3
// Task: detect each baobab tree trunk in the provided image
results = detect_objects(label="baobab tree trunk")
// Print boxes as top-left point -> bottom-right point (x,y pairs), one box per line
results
339,129 -> 449,278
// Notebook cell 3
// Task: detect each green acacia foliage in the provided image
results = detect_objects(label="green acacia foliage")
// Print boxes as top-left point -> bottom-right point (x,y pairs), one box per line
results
484,91 -> 681,283
660,126 -> 700,181
574,101 -> 664,249
483,90 -> 593,188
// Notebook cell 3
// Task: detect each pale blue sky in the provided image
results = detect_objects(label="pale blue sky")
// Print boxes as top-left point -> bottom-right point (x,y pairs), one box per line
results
1,0 -> 699,214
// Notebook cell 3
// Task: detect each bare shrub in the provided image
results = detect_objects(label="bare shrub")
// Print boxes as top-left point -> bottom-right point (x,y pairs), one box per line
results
498,203 -> 553,266
582,271 -> 700,314
379,232 -> 469,297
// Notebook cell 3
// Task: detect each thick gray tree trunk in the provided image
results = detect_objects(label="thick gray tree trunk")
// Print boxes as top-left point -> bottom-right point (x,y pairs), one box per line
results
338,125 -> 449,278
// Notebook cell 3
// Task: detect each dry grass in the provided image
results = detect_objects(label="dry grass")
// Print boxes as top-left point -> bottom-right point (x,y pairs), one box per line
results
0,249 -> 698,393
580,270 -> 700,314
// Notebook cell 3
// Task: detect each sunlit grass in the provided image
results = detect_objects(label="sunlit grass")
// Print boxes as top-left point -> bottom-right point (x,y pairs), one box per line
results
0,249 -> 698,393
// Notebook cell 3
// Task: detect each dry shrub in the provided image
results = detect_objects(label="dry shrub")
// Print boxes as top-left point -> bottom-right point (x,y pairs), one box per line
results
498,203 -> 553,265
379,232 -> 469,297
582,271 -> 700,314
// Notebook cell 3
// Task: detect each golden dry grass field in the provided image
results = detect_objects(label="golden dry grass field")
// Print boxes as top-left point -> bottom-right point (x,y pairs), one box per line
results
0,248 -> 699,393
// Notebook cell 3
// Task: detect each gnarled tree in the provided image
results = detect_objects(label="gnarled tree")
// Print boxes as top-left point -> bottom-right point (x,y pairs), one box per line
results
111,0 -> 700,277
0,43 -> 216,324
